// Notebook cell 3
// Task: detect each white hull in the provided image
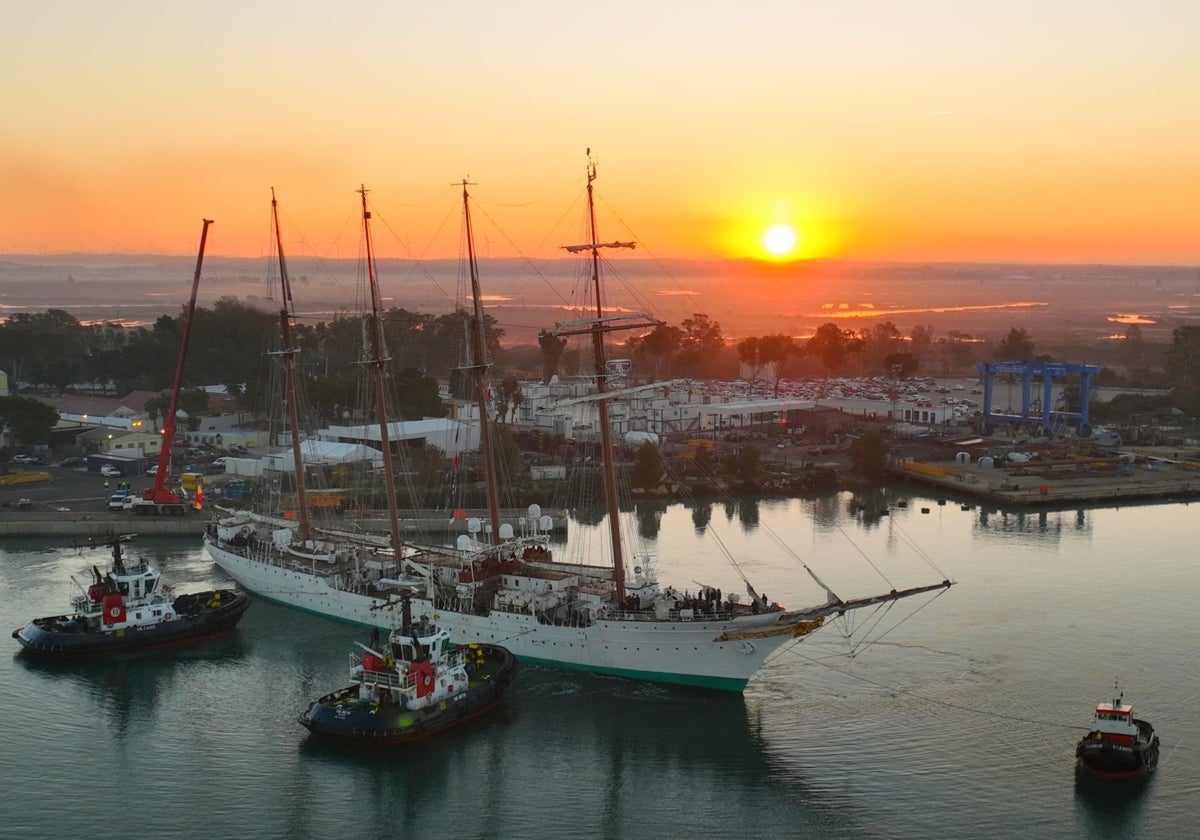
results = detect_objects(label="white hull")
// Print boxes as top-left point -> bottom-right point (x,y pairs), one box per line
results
204,536 -> 800,691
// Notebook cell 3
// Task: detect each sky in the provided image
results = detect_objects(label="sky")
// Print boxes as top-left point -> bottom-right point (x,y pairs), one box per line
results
3,1 -> 1199,265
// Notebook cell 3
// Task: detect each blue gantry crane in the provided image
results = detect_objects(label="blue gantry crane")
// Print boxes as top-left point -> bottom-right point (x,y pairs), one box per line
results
975,360 -> 1100,437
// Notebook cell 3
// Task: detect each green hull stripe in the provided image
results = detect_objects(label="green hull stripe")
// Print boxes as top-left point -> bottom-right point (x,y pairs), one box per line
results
499,653 -> 748,693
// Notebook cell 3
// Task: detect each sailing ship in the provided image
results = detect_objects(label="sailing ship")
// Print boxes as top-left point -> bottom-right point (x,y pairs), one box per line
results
13,535 -> 250,657
1076,681 -> 1160,780
205,169 -> 952,692
298,586 -> 518,743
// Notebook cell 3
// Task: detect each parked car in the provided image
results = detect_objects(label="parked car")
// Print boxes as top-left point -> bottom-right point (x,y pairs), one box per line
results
100,465 -> 123,477
59,456 -> 86,468
11,454 -> 39,465
211,457 -> 228,470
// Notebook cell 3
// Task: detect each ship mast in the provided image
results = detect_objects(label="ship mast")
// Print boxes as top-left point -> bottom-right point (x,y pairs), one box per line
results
359,186 -> 404,556
585,159 -> 627,597
458,180 -> 503,541
270,189 -> 311,543
555,151 -> 657,602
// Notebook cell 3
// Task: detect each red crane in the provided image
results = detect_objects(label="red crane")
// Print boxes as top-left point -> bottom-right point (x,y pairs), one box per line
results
133,219 -> 212,516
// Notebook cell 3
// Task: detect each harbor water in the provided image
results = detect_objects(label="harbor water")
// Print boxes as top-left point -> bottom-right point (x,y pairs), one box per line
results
2,491 -> 1197,839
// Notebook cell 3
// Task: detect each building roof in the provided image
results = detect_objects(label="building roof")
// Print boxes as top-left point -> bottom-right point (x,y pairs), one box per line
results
42,394 -> 124,417
321,418 -> 464,443
119,390 -> 168,412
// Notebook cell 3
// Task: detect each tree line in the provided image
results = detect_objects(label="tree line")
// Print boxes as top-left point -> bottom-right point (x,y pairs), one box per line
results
3,298 -> 1197,445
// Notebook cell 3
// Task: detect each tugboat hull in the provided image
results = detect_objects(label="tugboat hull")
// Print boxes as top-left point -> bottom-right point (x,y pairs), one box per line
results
299,644 -> 518,744
12,589 -> 250,657
1076,719 -> 1160,781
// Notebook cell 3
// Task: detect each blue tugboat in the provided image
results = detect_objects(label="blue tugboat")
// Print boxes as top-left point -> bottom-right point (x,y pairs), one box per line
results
1076,681 -> 1160,780
299,589 -> 518,744
12,535 -> 250,657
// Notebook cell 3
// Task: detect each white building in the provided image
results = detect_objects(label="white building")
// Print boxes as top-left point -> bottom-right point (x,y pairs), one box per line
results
318,418 -> 479,457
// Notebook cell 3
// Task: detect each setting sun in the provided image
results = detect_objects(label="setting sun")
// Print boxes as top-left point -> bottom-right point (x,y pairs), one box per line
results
763,224 -> 798,258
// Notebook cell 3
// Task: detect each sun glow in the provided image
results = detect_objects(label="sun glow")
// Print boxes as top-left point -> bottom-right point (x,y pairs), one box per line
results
763,224 -> 798,258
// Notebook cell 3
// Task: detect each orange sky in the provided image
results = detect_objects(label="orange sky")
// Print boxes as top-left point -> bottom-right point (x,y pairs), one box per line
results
3,2 -> 1199,265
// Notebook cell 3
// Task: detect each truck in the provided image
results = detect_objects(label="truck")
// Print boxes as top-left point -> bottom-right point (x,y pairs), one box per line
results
130,219 -> 212,517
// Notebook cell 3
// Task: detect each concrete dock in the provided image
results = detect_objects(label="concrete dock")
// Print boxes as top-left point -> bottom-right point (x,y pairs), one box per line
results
891,450 -> 1200,507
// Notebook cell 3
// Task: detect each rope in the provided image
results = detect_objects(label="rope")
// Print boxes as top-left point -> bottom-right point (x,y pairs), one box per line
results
772,640 -> 1089,733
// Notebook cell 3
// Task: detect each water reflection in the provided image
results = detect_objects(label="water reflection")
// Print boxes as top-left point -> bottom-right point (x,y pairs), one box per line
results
847,487 -> 890,527
293,669 -> 857,835
634,501 -> 665,540
14,634 -> 249,736
1073,770 -> 1153,838
806,493 -> 844,527
975,507 -> 1093,541
738,496 -> 760,529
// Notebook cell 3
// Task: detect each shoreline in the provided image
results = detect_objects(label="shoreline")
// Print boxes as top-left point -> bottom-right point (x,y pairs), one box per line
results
0,511 -> 207,538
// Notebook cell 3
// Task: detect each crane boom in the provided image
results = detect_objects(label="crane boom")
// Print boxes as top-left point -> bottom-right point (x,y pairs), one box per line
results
136,219 -> 212,515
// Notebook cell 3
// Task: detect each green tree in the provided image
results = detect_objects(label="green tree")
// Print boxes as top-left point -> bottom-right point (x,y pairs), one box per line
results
692,442 -> 716,476
631,441 -> 664,489
676,314 -> 724,377
1166,325 -> 1200,387
736,336 -> 764,380
860,321 -> 904,374
909,324 -> 935,366
393,368 -> 446,419
628,324 -> 683,380
178,388 -> 210,418
757,334 -> 799,394
883,351 -> 919,378
731,445 -> 762,483
847,429 -> 890,477
494,375 -> 524,423
143,395 -> 170,432
0,309 -> 86,392
0,395 -> 59,452
1121,324 -> 1146,369
807,323 -> 855,383
537,330 -> 568,384
994,327 -> 1036,360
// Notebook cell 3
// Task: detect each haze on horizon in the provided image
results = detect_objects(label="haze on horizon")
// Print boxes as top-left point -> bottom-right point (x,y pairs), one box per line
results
4,2 -> 1199,267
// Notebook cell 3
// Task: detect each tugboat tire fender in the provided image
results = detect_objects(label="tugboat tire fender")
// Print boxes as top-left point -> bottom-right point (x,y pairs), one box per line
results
164,612 -> 173,621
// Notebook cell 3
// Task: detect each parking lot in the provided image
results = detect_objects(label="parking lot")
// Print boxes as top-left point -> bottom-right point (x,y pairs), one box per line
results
0,465 -> 138,515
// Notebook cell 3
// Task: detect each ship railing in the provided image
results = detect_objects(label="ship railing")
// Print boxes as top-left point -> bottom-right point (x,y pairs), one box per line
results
355,663 -> 406,690
237,538 -> 344,580
603,607 -> 734,622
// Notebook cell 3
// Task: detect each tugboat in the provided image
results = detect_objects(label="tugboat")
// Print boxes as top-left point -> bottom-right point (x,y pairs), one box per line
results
12,535 -> 250,657
1076,680 -> 1160,780
299,588 -> 518,744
